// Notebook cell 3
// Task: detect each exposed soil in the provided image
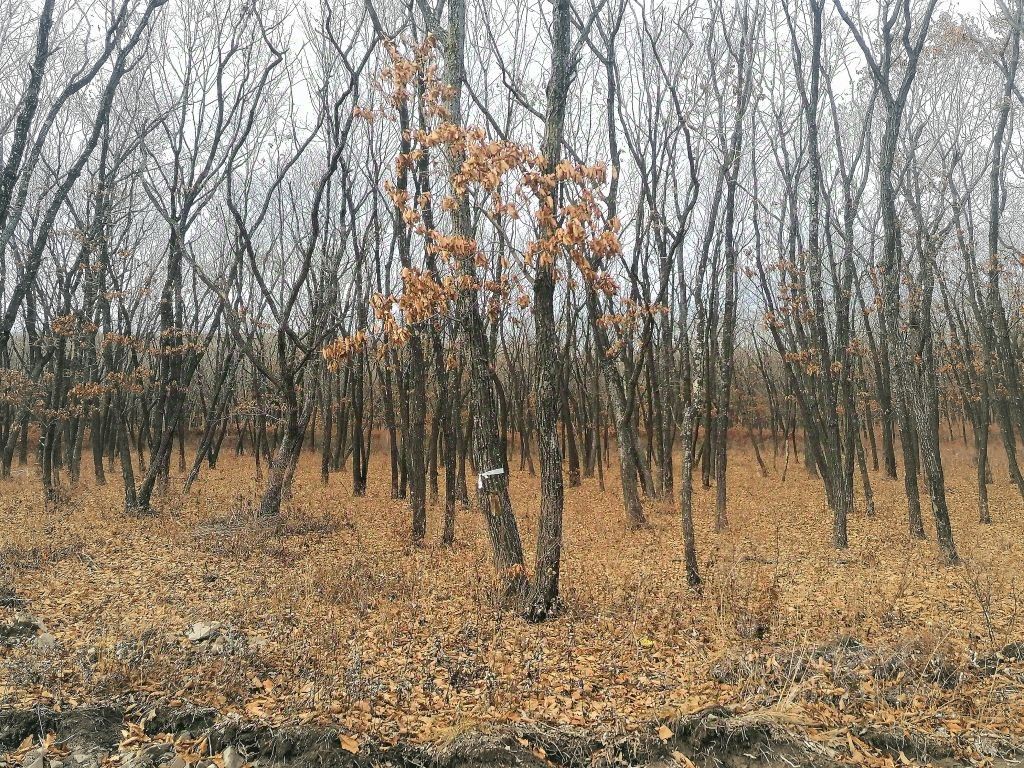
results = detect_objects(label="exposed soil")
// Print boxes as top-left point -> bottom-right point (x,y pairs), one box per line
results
6,700 -> 1019,768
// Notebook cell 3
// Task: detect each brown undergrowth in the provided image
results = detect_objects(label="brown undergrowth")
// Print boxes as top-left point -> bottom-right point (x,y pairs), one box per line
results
1,439 -> 1023,766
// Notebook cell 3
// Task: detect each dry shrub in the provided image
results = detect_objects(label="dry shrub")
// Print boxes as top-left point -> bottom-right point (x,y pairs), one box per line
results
957,555 -> 1021,650
0,571 -> 25,608
82,626 -> 273,708
191,492 -> 337,559
878,557 -> 914,631
0,535 -> 85,571
85,628 -> 178,697
705,544 -> 780,642
309,554 -> 417,615
708,631 -> 977,719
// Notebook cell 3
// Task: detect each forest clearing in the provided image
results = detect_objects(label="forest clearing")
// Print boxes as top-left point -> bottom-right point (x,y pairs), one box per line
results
1,442 -> 1023,767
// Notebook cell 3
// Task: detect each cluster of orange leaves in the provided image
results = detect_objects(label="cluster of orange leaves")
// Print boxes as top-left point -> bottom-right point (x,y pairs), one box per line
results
324,37 -> 630,361
322,330 -> 369,370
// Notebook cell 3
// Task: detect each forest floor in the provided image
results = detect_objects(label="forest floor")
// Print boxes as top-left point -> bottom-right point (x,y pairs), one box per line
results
1,439 -> 1023,767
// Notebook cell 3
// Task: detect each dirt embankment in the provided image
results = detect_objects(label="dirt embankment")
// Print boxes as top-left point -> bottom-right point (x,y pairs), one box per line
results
2,701 -> 1022,768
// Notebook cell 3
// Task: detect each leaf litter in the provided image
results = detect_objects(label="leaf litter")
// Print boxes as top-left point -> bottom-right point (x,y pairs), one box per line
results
1,442 -> 1023,766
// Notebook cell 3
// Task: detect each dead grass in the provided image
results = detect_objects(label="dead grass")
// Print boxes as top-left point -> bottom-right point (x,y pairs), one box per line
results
0,437 -> 1023,763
